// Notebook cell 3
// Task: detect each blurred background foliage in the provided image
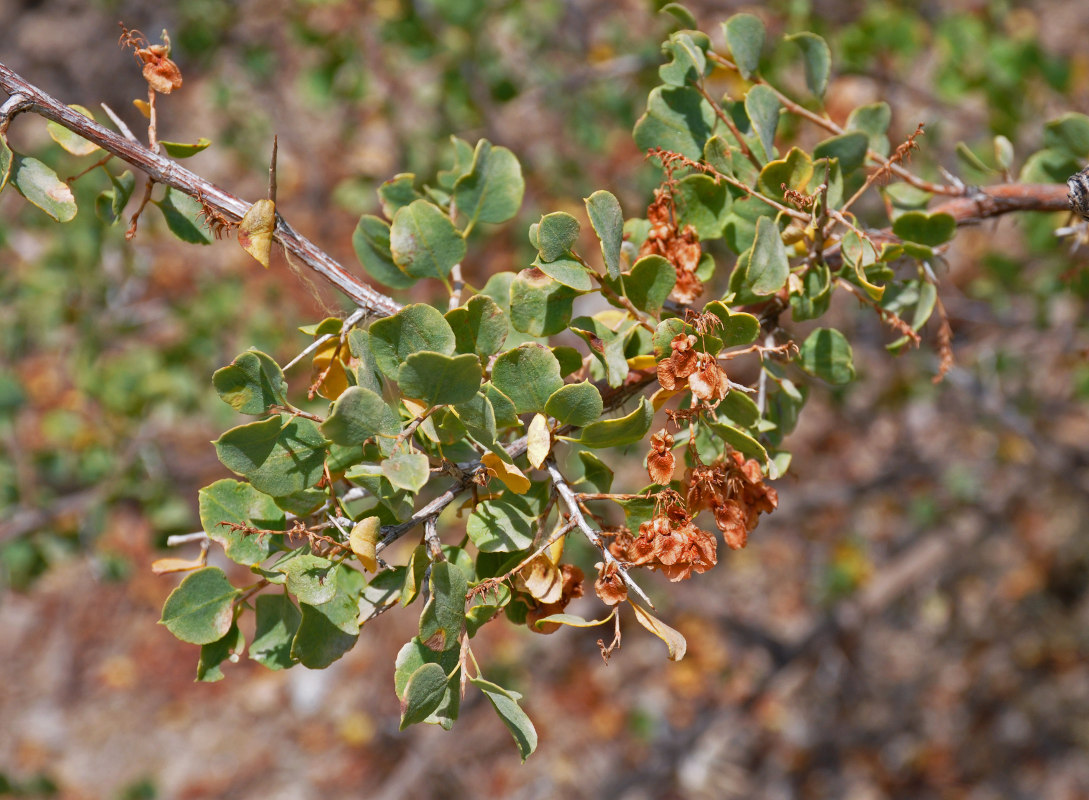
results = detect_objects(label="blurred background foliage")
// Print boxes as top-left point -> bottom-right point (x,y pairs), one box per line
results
2,1 -> 1089,797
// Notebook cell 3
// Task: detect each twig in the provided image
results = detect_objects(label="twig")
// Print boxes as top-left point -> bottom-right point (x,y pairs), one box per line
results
0,60 -> 401,317
546,459 -> 655,609
166,531 -> 208,546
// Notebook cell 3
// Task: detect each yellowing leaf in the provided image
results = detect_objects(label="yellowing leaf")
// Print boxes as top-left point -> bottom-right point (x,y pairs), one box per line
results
133,98 -> 151,118
238,198 -> 276,268
151,556 -> 207,575
651,387 -> 683,412
626,354 -> 657,370
631,601 -> 687,661
481,452 -> 530,494
350,516 -> 381,572
515,554 -> 564,603
311,338 -> 350,400
533,608 -> 616,630
526,413 -> 550,470
548,532 -> 565,564
594,308 -> 629,328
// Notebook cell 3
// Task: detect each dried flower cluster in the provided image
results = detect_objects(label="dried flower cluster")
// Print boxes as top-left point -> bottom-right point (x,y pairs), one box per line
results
119,24 -> 183,95
647,429 -> 676,484
593,561 -> 627,606
609,502 -> 718,583
657,333 -> 731,403
639,188 -> 704,304
686,452 -> 778,550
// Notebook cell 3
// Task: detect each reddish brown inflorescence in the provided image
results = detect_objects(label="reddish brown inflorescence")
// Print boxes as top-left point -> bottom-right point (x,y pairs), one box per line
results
639,188 -> 704,304
647,429 -> 676,485
119,24 -> 183,94
593,561 -> 628,606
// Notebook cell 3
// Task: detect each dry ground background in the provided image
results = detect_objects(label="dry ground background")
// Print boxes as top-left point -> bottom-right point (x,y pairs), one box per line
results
2,1 -> 1089,798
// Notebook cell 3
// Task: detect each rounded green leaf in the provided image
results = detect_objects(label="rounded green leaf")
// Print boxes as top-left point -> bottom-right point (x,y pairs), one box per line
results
418,560 -> 468,652
534,256 -> 593,292
11,156 -> 77,222
197,622 -> 244,683
390,200 -> 466,280
445,295 -> 508,357
509,268 -> 578,337
378,172 -> 421,219
159,137 -> 212,158
786,32 -> 831,98
199,478 -> 283,566
400,663 -> 449,729
290,566 -> 363,669
757,147 -> 814,200
813,131 -> 869,176
659,31 -> 707,87
212,350 -> 287,415
633,86 -> 716,161
249,594 -> 301,671
453,139 -> 525,230
321,385 -> 402,450
381,451 -> 430,493
624,255 -> 677,313
369,303 -> 456,379
674,174 -> 731,239
214,416 -> 328,497
846,102 -> 891,157
159,567 -> 240,645
585,190 -> 624,280
352,214 -> 415,289
746,216 -> 790,296
469,678 -> 538,762
702,301 -> 759,347
1043,112 -> 1089,159
397,351 -> 482,406
156,186 -> 212,244
276,553 -> 338,605
744,84 -> 780,163
577,397 -> 654,449
466,494 -> 535,552
891,211 -> 956,247
492,343 -> 564,415
723,13 -> 765,79
798,327 -> 855,384
534,212 -> 581,261
577,449 -> 614,493
545,381 -> 604,428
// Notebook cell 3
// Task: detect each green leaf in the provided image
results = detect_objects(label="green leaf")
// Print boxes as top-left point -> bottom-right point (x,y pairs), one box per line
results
813,131 -> 868,175
369,303 -> 456,379
378,173 -> 421,219
534,211 -> 580,261
702,301 -> 759,347
1043,112 -> 1089,159
452,392 -> 498,444
400,663 -> 449,729
438,135 -> 476,189
156,186 -> 211,244
533,256 -> 593,292
757,147 -> 814,200
96,169 -> 136,225
418,560 -> 468,652
46,105 -> 100,156
623,255 -> 676,313
397,351 -> 482,406
11,156 -> 77,222
798,327 -> 855,384
446,295 -> 508,358
786,32 -> 831,98
352,214 -> 416,289
847,102 -> 891,157
249,593 -> 301,670
491,344 -> 564,414
290,566 -> 363,669
212,350 -> 287,415
381,452 -> 430,493
652,318 -> 721,358
394,637 -> 460,729
746,216 -> 789,296
569,316 -> 630,388
674,174 -> 731,239
892,211 -> 956,247
469,678 -> 538,762
633,86 -> 716,161
723,13 -> 765,79
718,390 -> 760,427
659,32 -> 707,87
585,190 -> 624,280
321,385 -> 402,451
389,200 -> 466,280
577,450 -> 614,493
159,567 -> 240,645
213,416 -> 328,497
276,553 -> 338,605
510,269 -> 578,337
466,494 -> 536,552
744,85 -> 780,163
199,478 -> 282,566
552,346 -> 583,378
659,2 -> 697,29
159,137 -> 212,158
197,622 -> 244,682
453,139 -> 524,231
707,419 -> 768,466
840,229 -> 884,300
482,382 -> 520,429
789,263 -> 832,321
545,381 -> 603,427
360,568 -> 405,622
577,397 -> 653,448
